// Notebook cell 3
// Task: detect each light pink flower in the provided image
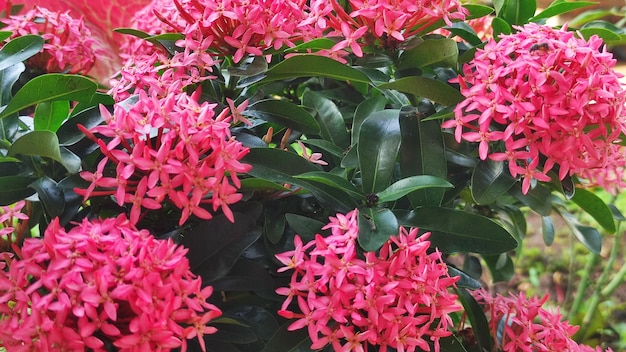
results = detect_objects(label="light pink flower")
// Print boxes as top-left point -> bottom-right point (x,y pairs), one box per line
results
276,209 -> 461,352
0,215 -> 221,351
0,201 -> 29,252
445,23 -> 626,193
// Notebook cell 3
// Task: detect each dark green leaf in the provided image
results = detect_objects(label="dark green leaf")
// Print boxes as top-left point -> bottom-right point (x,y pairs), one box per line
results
483,253 -> 514,282
444,22 -> 484,46
379,77 -> 464,106
0,35 -> 44,72
447,266 -> 482,289
398,38 -> 459,69
358,207 -> 399,252
8,130 -> 62,164
209,258 -> 276,292
438,335 -> 469,352
225,305 -> 280,340
571,187 -> 616,233
0,74 -> 97,119
295,171 -> 363,200
59,147 -> 82,174
464,4 -> 495,19
510,183 -> 552,216
500,0 -> 536,25
244,100 -> 320,134
299,139 -> 344,159
283,38 -> 336,53
302,91 -> 350,149
609,204 -> 625,222
0,63 -> 23,141
456,287 -> 492,352
261,55 -> 371,85
558,210 -> 602,254
0,175 -> 37,205
243,147 -> 321,185
240,178 -> 291,192
579,22 -> 622,42
285,213 -> 327,239
296,178 -> 360,213
377,175 -> 452,203
70,92 -> 114,117
57,105 -> 105,146
34,101 -> 70,132
29,176 -> 65,218
358,110 -> 401,194
397,207 -> 518,254
471,160 -> 517,205
491,17 -> 512,37
354,53 -> 394,68
542,216 -> 555,245
228,56 -> 268,77
530,1 -> 596,22
352,95 -> 388,145
399,104 -> 448,207
113,28 -> 151,39
261,322 -> 311,352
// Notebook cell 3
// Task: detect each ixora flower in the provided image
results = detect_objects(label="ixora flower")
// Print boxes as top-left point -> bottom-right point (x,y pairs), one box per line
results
0,201 -> 29,252
472,289 -> 612,352
0,215 -> 220,352
1,6 -> 101,75
444,23 -> 626,194
275,209 -> 461,352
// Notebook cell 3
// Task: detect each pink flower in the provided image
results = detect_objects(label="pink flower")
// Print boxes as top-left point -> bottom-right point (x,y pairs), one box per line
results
446,23 -> 626,193
296,141 -> 328,166
1,6 -> 102,75
0,201 -> 29,252
0,215 -> 221,351
276,209 -> 461,352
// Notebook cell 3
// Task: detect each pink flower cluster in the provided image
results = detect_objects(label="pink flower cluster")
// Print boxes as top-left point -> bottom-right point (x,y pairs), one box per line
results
473,289 -> 612,352
444,23 -> 626,194
0,215 -> 221,352
276,209 -> 461,352
0,201 -> 29,252
1,6 -> 101,74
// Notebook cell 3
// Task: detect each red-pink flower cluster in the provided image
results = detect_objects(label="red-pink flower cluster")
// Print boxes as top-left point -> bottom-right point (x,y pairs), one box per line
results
1,6 -> 101,74
444,23 -> 626,194
0,201 -> 29,251
307,0 -> 467,58
472,289 -> 612,352
0,215 -> 221,352
276,209 -> 461,352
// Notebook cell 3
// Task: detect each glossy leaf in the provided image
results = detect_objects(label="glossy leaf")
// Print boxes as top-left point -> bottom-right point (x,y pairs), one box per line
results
377,175 -> 452,203
499,0 -> 536,25
228,56 -> 268,77
399,104 -> 448,207
302,91 -> 350,149
261,322 -> 310,352
34,101 -> 70,132
358,110 -> 401,194
8,130 -> 62,165
579,22 -> 622,42
0,175 -> 37,205
397,207 -> 518,254
261,55 -> 371,85
457,287 -> 492,352
510,183 -> 552,216
483,253 -> 514,282
0,35 -> 44,72
559,210 -> 602,254
444,22 -> 483,46
398,38 -> 458,69
296,178 -> 360,213
299,139 -> 344,159
447,266 -> 482,289
70,92 -> 115,117
57,105 -> 106,146
244,100 -> 320,135
352,95 -> 388,145
491,17 -> 512,37
571,188 -> 616,233
295,171 -> 363,200
379,77 -> 464,106
283,38 -> 335,53
464,4 -> 495,19
358,207 -> 399,252
530,0 -> 596,22
438,335 -> 469,352
243,147 -> 321,185
0,74 -> 97,119
542,216 -> 555,246
113,28 -> 151,39
224,305 -> 280,340
59,147 -> 82,174
0,63 -> 23,141
285,213 -> 327,239
29,176 -> 65,219
471,159 -> 517,205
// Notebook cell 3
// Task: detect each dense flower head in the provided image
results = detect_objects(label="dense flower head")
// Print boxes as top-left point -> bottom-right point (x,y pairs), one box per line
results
307,0 -> 467,57
0,215 -> 220,352
472,289 -> 612,352
444,23 -> 626,194
1,6 -> 101,74
275,209 -> 461,352
0,201 -> 29,252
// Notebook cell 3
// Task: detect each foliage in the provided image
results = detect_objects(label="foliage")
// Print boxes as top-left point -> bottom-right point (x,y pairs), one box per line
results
0,0 -> 625,351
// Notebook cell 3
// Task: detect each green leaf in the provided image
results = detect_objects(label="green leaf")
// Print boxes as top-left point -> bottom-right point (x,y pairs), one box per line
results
558,210 -> 602,254
299,139 -> 344,158
491,17 -> 512,37
352,95 -> 388,145
0,175 -> 37,205
283,38 -> 336,53
397,207 -> 518,254
244,100 -> 320,134
8,130 -> 62,163
0,74 -> 97,119
570,9 -> 618,27
483,253 -> 514,282
456,287 -> 492,352
471,159 -> 517,205
358,109 -> 401,194
285,213 -> 327,239
530,1 -> 596,22
499,0 -> 536,25
296,178 -> 360,213
261,55 -> 371,85
399,104 -> 448,207
113,28 -> 151,39
228,56 -> 268,77
358,207 -> 399,252
510,183 -> 552,216
57,105 -> 105,146
295,171 -> 363,200
464,4 -> 495,19
29,176 -> 65,219
377,175 -> 452,203
58,147 -> 82,174
70,92 -> 115,117
242,147 -> 321,185
379,77 -> 464,106
447,266 -> 482,289
444,22 -> 484,46
34,101 -> 70,132
542,216 -> 555,245
0,63 -> 24,141
0,35 -> 44,72
579,22 -> 622,42
398,38 -> 459,69
302,91 -> 350,150
571,187 -> 616,233
438,335 -> 469,352
261,322 -> 310,352
0,32 -> 11,42
240,178 -> 291,192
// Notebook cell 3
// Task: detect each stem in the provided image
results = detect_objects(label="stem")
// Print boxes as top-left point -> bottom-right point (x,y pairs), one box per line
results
568,251 -> 598,320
